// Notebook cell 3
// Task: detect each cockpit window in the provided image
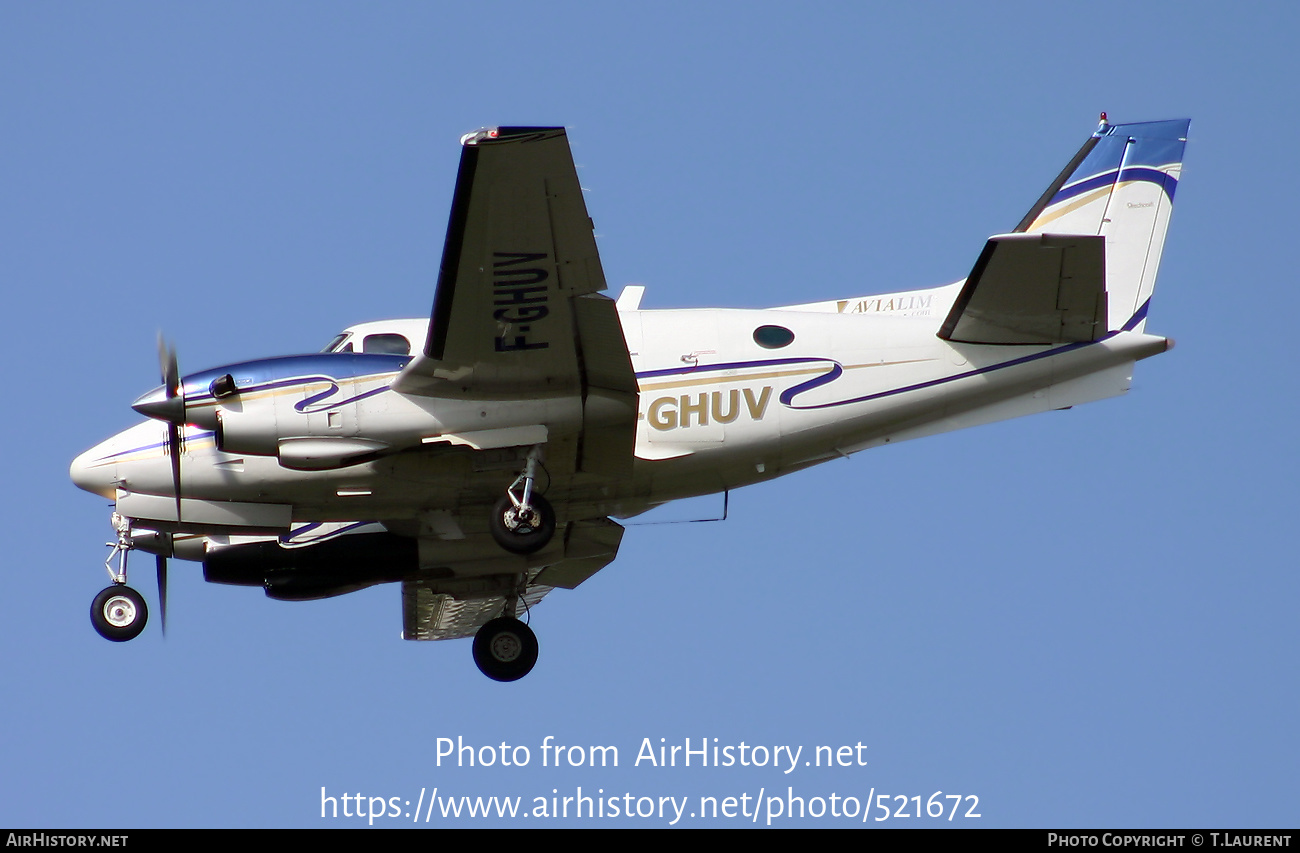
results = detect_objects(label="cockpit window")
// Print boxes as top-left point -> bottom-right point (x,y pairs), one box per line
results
363,334 -> 411,356
321,333 -> 350,353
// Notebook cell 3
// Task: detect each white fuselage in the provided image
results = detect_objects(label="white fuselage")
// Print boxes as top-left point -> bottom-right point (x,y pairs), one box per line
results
70,282 -> 1169,546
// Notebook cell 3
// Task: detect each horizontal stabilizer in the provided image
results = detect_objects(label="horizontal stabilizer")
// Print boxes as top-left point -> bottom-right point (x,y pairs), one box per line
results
938,233 -> 1106,344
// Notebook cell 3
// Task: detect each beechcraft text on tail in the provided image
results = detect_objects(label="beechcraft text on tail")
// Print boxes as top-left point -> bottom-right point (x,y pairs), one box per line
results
71,117 -> 1189,680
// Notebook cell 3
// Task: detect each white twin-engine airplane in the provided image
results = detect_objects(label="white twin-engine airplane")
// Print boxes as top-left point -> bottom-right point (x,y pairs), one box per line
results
71,117 -> 1189,681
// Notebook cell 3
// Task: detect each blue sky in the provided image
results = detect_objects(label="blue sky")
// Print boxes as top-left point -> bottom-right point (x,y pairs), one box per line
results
3,2 -> 1297,827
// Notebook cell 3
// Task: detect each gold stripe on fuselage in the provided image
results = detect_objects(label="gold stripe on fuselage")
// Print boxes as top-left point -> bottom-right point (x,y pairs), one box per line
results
636,358 -> 936,394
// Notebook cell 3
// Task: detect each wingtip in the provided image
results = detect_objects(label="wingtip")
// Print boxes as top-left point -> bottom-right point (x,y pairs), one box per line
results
460,127 -> 500,146
460,126 -> 567,146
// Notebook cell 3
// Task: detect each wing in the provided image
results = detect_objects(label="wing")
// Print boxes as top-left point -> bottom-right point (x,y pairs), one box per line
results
393,126 -> 637,477
938,232 -> 1106,344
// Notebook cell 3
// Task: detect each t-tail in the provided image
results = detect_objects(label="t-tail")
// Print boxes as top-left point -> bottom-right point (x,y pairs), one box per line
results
938,116 -> 1188,345
1015,116 -> 1189,333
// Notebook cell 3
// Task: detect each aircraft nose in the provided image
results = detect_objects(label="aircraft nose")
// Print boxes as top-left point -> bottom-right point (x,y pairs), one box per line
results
70,444 -> 117,499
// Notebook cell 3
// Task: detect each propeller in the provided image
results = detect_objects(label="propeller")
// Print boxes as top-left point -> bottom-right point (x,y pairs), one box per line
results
131,335 -> 186,517
157,333 -> 185,524
156,554 -> 168,638
131,337 -> 185,639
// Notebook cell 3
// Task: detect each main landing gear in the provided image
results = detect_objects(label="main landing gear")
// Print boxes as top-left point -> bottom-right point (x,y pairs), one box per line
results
90,514 -> 149,642
472,587 -> 538,681
489,445 -> 554,555
473,617 -> 539,681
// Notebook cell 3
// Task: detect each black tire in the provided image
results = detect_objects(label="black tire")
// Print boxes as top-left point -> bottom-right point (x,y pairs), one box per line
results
90,585 -> 148,642
489,493 -> 555,555
472,617 -> 539,682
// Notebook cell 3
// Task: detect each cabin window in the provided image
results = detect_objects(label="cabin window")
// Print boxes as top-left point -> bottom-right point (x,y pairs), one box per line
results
363,333 -> 411,356
753,325 -> 795,349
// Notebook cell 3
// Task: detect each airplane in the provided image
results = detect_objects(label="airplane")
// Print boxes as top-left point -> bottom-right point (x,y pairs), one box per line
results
70,116 -> 1189,681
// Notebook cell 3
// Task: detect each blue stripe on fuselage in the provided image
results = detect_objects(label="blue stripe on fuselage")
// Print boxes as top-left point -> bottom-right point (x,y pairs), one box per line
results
180,353 -> 412,403
631,300 -> 1153,412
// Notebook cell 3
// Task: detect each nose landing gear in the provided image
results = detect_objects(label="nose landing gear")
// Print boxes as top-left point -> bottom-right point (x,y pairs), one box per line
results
89,513 -> 149,642
90,586 -> 148,642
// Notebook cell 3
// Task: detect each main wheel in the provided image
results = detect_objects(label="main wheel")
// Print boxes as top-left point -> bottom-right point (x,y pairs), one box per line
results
90,585 -> 148,642
489,493 -> 555,555
472,617 -> 539,682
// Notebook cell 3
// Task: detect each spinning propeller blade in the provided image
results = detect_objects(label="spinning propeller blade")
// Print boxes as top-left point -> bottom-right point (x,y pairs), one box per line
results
159,333 -> 179,400
157,333 -> 184,523
156,554 -> 168,638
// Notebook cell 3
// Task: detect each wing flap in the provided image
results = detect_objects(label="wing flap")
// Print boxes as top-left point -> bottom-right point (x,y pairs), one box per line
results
535,517 -> 624,589
938,233 -> 1106,344
400,517 -> 624,640
573,293 -> 638,477
402,582 -> 552,641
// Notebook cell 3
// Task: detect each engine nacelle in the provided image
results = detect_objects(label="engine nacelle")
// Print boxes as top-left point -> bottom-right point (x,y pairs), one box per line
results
203,532 -> 418,601
176,352 -> 417,463
216,407 -> 391,470
214,407 -> 279,457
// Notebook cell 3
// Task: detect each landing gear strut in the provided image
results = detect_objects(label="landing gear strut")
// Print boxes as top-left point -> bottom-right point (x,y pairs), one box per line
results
489,446 -> 554,555
90,514 -> 148,642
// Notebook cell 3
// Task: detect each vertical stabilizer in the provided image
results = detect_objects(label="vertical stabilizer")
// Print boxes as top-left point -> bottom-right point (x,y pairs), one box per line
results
1017,118 -> 1188,332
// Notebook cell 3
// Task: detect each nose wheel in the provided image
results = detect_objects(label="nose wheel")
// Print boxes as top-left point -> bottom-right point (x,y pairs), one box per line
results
90,585 -> 148,642
89,512 -> 151,642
